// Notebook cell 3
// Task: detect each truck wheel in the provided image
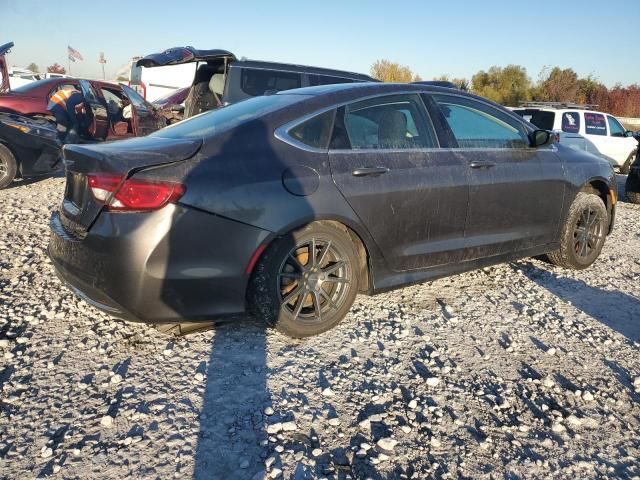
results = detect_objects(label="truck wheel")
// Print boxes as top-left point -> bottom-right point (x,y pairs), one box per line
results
620,151 -> 635,175
0,143 -> 17,190
248,223 -> 360,338
626,173 -> 640,204
546,192 -> 608,270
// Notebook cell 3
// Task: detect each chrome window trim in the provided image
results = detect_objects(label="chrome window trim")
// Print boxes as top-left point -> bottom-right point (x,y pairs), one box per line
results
274,90 -> 441,153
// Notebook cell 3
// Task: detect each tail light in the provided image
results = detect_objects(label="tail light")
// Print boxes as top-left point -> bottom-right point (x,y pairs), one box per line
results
87,173 -> 185,212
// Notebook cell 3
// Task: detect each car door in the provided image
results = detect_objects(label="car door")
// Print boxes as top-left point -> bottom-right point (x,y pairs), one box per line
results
427,93 -> 565,261
328,93 -> 470,272
121,84 -> 165,136
78,79 -> 108,141
606,115 -> 637,165
583,111 -> 615,165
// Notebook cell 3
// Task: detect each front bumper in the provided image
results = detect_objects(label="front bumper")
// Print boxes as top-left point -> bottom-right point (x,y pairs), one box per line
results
48,204 -> 271,323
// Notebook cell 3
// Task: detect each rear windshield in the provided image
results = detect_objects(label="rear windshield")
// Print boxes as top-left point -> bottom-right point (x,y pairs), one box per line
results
151,94 -> 303,139
512,109 -> 555,130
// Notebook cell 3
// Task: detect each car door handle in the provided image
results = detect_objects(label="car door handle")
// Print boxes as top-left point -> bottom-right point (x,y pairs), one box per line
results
469,161 -> 496,169
352,167 -> 390,177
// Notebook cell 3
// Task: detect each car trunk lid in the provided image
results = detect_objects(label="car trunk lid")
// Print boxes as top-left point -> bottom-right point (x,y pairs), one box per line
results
135,46 -> 236,68
0,41 -> 14,93
60,135 -> 202,234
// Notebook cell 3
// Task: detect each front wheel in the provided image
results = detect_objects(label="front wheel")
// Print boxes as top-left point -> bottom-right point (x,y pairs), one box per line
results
0,143 -> 17,190
248,223 -> 360,338
546,192 -> 608,270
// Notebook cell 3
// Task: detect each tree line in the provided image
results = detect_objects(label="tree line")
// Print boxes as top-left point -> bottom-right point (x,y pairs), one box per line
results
370,60 -> 640,118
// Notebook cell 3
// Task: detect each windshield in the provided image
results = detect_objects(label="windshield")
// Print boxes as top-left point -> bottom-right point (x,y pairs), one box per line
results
151,94 -> 304,139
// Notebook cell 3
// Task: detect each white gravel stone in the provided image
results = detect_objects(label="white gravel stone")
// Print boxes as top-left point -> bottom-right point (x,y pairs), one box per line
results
376,437 -> 398,452
100,416 -> 114,428
426,377 -> 440,387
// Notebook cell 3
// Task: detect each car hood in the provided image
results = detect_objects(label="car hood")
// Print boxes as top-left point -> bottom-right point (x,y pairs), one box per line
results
136,46 -> 236,68
0,41 -> 13,93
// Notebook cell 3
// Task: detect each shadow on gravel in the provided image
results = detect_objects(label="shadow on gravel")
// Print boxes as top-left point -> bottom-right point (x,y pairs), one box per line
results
193,322 -> 271,480
522,264 -> 640,343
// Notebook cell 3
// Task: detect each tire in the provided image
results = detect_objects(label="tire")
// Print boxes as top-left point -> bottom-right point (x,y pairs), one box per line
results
248,222 -> 360,338
619,151 -> 636,175
546,192 -> 608,270
0,143 -> 17,190
626,173 -> 640,204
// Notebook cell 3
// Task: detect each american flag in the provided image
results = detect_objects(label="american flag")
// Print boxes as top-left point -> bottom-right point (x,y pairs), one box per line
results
67,46 -> 83,61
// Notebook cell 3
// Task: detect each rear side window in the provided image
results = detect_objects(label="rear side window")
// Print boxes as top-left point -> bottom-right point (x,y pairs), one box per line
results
288,110 -> 335,149
331,94 -> 436,150
562,112 -> 580,133
309,75 -> 356,86
584,112 -> 607,136
607,115 -> 626,137
511,109 -> 555,130
433,94 -> 528,149
240,68 -> 301,96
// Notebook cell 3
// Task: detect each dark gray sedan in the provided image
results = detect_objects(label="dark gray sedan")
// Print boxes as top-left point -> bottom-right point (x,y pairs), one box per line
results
48,83 -> 617,337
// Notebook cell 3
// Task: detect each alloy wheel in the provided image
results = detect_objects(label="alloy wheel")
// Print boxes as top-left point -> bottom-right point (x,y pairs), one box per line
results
277,238 -> 351,323
573,206 -> 604,258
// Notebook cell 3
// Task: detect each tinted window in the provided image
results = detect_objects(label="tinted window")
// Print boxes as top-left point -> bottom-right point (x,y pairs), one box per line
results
607,115 -> 625,137
151,94 -> 303,139
288,109 -> 335,149
584,112 -> 607,136
434,95 -> 528,148
513,109 -> 555,130
310,75 -> 356,86
562,111 -> 580,133
240,68 -> 301,96
332,94 -> 436,150
78,80 -> 100,103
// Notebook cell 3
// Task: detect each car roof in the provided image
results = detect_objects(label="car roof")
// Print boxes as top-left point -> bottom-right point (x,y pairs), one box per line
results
514,106 -> 609,116
276,81 -> 468,98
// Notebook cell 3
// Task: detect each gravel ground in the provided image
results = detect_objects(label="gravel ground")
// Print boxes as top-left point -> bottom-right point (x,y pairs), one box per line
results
0,176 -> 638,480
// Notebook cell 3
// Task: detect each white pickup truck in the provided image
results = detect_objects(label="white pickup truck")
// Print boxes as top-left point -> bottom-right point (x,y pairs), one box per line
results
513,103 -> 638,174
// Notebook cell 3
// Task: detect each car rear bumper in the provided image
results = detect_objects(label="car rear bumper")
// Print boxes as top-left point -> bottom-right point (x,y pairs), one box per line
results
48,204 -> 271,323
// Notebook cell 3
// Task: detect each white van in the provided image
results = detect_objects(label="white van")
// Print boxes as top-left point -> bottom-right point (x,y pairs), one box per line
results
513,103 -> 638,173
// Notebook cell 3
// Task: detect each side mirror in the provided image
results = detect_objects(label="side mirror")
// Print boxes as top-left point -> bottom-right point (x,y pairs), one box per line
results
530,129 -> 552,147
624,130 -> 636,138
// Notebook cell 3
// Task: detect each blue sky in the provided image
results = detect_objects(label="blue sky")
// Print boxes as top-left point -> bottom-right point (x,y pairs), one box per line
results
1,0 -> 638,86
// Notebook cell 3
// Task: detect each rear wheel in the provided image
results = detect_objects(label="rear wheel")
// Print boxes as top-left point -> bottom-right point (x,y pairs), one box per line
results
0,143 -> 17,190
620,151 -> 636,175
626,172 -> 640,204
249,223 -> 360,338
546,192 -> 608,270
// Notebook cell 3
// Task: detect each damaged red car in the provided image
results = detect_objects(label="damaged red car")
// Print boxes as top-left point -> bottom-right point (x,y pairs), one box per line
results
0,41 -> 166,189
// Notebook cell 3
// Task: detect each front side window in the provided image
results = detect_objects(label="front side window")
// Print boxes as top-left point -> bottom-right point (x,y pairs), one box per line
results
240,68 -> 301,96
288,109 -> 335,149
584,112 -> 607,136
433,94 -> 528,149
331,94 -> 436,150
562,111 -> 580,133
607,115 -> 626,137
